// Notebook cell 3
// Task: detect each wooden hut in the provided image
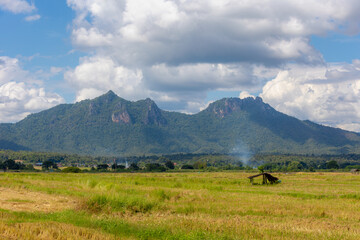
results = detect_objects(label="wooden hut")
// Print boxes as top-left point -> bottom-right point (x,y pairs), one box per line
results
350,169 -> 360,174
248,173 -> 280,185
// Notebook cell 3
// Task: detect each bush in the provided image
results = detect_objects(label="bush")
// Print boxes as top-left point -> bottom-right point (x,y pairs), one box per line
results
62,167 -> 82,173
181,164 -> 194,169
145,163 -> 166,172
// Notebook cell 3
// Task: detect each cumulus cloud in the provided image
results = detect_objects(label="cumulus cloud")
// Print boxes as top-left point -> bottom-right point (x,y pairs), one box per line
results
67,0 -> 360,66
0,0 -> 35,13
65,56 -> 270,112
260,61 -> 360,132
64,56 -> 145,102
65,0 -> 360,128
0,56 -> 64,122
144,63 -> 261,92
0,57 -> 27,84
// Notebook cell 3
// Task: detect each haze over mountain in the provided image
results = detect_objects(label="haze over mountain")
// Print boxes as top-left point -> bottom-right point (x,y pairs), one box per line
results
0,91 -> 359,156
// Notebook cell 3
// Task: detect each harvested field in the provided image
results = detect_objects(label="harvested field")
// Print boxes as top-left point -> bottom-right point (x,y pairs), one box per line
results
0,187 -> 77,212
0,172 -> 359,239
0,221 -> 122,240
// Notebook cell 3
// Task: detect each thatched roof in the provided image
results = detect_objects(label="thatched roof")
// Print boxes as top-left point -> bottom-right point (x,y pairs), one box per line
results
248,173 -> 279,184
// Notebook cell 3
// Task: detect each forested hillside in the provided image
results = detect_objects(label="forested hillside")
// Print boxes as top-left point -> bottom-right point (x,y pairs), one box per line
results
0,91 -> 360,156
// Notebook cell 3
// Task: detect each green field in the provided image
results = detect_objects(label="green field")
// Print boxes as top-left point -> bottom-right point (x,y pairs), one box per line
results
0,172 -> 359,239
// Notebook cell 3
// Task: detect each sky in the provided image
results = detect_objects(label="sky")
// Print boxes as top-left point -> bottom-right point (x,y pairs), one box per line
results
1,0 -> 360,132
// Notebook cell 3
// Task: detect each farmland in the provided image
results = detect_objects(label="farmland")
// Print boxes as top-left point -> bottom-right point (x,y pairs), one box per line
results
0,172 -> 359,239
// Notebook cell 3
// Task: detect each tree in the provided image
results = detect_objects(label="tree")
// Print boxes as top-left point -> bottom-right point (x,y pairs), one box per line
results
145,163 -> 166,172
24,164 -> 35,171
181,164 -> 194,169
97,164 -> 109,170
157,156 -> 170,163
193,161 -> 207,169
0,161 -> 6,172
3,159 -> 18,170
326,160 -> 339,169
117,165 -> 125,169
129,163 -> 139,171
42,160 -> 58,170
165,160 -> 175,169
287,161 -> 303,172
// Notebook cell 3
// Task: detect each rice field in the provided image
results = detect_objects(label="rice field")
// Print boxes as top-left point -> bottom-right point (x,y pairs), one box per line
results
0,171 -> 359,239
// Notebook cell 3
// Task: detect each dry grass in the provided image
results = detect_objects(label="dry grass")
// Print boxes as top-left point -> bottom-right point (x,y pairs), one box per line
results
0,172 -> 359,239
0,187 -> 77,212
0,221 -> 126,240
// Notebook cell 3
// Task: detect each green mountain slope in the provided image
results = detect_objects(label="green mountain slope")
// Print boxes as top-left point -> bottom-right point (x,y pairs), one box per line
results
0,91 -> 359,156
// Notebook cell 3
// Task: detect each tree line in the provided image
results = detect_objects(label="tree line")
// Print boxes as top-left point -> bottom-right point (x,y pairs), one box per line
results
1,149 -> 360,172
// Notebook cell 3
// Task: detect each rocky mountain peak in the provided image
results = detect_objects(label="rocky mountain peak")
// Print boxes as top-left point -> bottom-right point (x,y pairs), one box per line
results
206,97 -> 273,118
96,90 -> 118,103
142,99 -> 167,126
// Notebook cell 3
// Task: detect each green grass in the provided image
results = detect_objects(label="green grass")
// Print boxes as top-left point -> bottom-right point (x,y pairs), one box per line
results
0,172 -> 360,239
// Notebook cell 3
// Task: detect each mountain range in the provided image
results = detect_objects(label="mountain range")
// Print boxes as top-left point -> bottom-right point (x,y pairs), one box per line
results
0,90 -> 360,156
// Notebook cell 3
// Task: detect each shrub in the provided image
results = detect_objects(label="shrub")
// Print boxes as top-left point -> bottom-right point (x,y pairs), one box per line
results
62,167 -> 82,173
145,163 -> 166,172
181,164 -> 194,169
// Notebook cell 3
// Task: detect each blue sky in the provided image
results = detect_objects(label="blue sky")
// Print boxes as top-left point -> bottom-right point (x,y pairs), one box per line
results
1,0 -> 360,132
311,34 -> 360,63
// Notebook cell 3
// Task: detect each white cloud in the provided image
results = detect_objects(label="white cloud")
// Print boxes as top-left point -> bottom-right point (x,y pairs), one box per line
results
239,91 -> 255,99
65,56 -> 269,112
144,63 -> 260,92
65,0 -> 360,128
25,14 -> 40,22
0,56 -> 64,122
50,67 -> 63,75
0,57 -> 26,84
67,0 -> 360,66
260,61 -> 360,132
64,56 -> 145,102
0,0 -> 35,13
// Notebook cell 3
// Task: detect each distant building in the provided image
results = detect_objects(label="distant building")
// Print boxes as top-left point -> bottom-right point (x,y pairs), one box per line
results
14,160 -> 24,164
